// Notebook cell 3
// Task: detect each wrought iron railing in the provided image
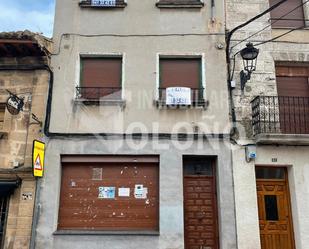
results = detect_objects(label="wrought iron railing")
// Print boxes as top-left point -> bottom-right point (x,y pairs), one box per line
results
251,96 -> 309,135
158,88 -> 206,107
76,87 -> 122,100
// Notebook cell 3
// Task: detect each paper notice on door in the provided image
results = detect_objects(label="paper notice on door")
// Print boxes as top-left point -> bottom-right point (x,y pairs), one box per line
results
118,188 -> 130,197
98,187 -> 115,199
135,185 -> 148,199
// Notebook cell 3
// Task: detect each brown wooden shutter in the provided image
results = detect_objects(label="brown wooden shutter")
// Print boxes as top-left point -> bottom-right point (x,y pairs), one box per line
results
269,0 -> 305,28
276,65 -> 309,97
276,65 -> 309,134
58,161 -> 159,231
81,58 -> 122,88
160,58 -> 201,89
80,57 -> 122,98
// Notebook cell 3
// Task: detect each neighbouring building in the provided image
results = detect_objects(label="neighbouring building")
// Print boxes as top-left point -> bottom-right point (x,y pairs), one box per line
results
34,0 -> 237,249
226,0 -> 309,249
0,31 -> 52,249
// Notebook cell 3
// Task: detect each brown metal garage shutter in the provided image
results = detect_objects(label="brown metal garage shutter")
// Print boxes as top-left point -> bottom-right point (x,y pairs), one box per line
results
58,158 -> 159,231
269,0 -> 305,28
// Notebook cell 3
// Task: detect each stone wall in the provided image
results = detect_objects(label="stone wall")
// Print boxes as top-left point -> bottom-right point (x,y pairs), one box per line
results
0,56 -> 50,249
226,0 -> 309,139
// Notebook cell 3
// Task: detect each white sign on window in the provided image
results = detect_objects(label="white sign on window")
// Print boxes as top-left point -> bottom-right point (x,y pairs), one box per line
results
166,87 -> 191,105
91,0 -> 116,7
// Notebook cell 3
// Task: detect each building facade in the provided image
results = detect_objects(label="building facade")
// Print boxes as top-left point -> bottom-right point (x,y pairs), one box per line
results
34,0 -> 237,249
226,0 -> 309,249
0,31 -> 51,249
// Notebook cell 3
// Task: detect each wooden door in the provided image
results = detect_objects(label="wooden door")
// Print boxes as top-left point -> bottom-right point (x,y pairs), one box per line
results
256,167 -> 295,249
183,157 -> 218,249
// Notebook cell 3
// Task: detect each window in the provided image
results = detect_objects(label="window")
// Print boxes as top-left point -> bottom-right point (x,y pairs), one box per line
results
158,57 -> 206,107
77,57 -> 122,101
156,0 -> 204,8
264,195 -> 279,221
0,196 -> 9,247
275,64 -> 309,134
255,167 -> 285,179
0,104 -> 5,130
58,156 -> 159,232
269,0 -> 305,28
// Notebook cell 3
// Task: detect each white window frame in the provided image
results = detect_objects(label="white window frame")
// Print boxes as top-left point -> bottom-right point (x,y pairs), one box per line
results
155,53 -> 206,101
75,52 -> 125,100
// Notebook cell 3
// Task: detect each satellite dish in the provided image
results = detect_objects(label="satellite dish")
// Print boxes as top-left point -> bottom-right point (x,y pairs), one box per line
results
6,90 -> 24,115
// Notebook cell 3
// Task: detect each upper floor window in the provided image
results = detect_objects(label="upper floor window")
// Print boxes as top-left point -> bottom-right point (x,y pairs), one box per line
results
76,57 -> 122,101
79,0 -> 127,8
269,0 -> 305,28
158,57 -> 206,107
156,0 -> 204,8
0,104 -> 5,130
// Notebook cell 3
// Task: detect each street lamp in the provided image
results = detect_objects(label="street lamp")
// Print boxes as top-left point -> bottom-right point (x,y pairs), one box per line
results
240,43 -> 259,90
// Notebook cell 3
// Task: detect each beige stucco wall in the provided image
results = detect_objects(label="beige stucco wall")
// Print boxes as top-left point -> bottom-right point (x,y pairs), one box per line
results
50,0 -> 230,134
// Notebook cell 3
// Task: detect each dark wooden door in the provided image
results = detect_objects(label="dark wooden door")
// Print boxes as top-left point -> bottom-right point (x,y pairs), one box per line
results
183,157 -> 218,249
256,168 -> 295,249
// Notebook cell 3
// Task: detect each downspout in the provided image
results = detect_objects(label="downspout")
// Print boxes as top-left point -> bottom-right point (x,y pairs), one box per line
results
211,0 -> 215,23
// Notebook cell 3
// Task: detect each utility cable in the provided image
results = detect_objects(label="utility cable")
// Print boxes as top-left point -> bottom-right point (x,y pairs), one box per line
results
254,25 -> 306,46
51,32 -> 225,56
230,0 -> 309,51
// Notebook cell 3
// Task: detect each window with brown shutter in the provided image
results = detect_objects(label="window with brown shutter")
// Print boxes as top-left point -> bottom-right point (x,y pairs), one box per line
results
156,0 -> 204,8
158,57 -> 206,106
77,57 -> 122,100
0,104 -> 5,130
79,0 -> 127,8
269,0 -> 305,28
275,64 -> 309,134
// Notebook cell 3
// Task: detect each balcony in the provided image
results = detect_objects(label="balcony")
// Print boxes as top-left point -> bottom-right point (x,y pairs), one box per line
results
156,88 -> 208,108
75,87 -> 125,107
251,96 -> 309,145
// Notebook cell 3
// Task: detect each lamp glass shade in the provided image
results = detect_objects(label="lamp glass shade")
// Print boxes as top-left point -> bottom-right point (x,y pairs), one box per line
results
240,43 -> 259,72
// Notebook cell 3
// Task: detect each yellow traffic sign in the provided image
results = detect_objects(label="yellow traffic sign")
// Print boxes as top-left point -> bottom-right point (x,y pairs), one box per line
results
32,140 -> 45,177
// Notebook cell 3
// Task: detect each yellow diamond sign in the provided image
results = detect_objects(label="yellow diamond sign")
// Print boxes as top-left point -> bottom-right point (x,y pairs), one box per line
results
32,140 -> 45,177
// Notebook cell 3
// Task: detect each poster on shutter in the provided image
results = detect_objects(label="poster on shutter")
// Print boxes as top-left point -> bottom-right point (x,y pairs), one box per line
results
118,187 -> 130,197
91,0 -> 116,7
134,185 -> 148,199
166,87 -> 191,105
98,187 -> 115,199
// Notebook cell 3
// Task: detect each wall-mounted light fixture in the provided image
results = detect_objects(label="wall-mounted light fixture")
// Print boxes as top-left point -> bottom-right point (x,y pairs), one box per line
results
240,43 -> 259,91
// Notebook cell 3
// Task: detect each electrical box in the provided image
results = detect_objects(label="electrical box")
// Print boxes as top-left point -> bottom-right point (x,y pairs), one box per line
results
245,145 -> 257,162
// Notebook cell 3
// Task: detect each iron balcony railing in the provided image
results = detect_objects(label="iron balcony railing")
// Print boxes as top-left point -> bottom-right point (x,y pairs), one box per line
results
76,87 -> 122,100
251,96 -> 309,135
158,88 -> 206,107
